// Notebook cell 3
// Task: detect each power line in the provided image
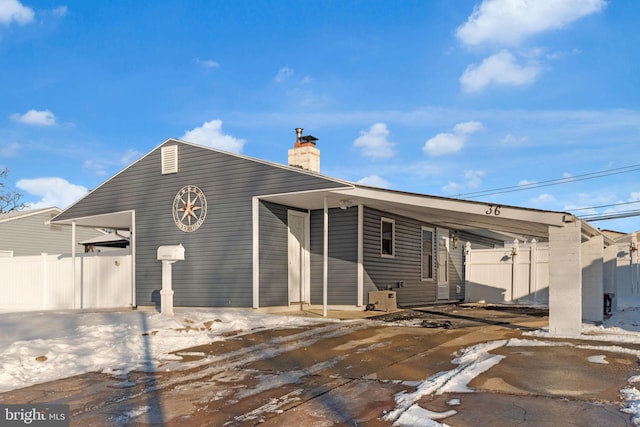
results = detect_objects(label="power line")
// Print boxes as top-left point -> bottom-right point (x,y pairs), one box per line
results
571,200 -> 640,212
579,209 -> 640,222
457,163 -> 640,199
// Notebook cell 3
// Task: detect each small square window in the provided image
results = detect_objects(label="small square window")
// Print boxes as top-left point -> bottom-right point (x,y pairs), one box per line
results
381,218 -> 395,257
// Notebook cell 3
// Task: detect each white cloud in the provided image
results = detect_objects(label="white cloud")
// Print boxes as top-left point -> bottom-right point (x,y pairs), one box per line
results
442,170 -> 485,194
0,0 -> 34,26
274,66 -> 294,83
357,175 -> 391,189
11,109 -> 57,126
500,134 -> 529,145
82,160 -> 107,177
528,193 -> 558,208
424,133 -> 465,157
423,121 -> 484,156
120,149 -> 143,165
181,119 -> 245,153
460,50 -> 541,93
353,123 -> 396,159
52,6 -> 67,17
0,142 -> 19,157
195,58 -> 220,69
453,121 -> 484,135
456,0 -> 607,47
17,177 -> 88,210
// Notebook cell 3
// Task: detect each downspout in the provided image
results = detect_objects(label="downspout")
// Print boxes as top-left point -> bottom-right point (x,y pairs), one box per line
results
323,196 -> 328,317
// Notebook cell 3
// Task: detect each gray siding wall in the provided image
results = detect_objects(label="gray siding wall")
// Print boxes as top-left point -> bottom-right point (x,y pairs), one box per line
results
363,207 -> 434,306
54,141 -> 347,307
310,207 -> 358,305
258,202 -> 292,307
0,211 -> 103,256
362,209 -> 505,306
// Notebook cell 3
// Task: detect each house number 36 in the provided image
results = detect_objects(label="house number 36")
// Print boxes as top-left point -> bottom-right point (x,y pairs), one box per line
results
485,205 -> 501,216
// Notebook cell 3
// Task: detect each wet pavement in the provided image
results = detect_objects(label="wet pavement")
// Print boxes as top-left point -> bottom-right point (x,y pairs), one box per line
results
1,304 -> 638,426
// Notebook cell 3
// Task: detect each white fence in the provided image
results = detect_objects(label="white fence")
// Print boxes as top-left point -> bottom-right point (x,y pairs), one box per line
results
615,245 -> 640,299
464,240 -> 549,305
0,250 -> 132,312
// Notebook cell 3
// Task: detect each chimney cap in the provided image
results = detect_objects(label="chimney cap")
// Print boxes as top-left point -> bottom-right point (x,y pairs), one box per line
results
294,127 -> 318,146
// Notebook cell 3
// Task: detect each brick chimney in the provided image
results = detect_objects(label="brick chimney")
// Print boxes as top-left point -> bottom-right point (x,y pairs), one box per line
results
288,127 -> 320,173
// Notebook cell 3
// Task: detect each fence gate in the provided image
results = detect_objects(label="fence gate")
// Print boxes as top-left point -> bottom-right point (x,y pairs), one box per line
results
0,249 -> 132,312
464,240 -> 549,305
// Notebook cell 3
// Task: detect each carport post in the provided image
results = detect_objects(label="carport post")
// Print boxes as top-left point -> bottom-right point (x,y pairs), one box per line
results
582,234 -> 604,323
72,220 -> 77,309
323,196 -> 328,317
548,221 -> 582,335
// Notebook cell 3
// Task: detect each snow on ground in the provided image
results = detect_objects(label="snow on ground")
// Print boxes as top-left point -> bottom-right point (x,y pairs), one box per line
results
0,307 -> 335,393
385,298 -> 640,427
2,299 -> 640,426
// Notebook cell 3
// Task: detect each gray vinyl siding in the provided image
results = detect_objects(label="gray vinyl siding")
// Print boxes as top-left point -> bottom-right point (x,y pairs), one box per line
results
309,207 -> 358,305
258,202 -> 290,307
54,140 -> 348,307
0,210 -> 103,256
363,207 -> 434,306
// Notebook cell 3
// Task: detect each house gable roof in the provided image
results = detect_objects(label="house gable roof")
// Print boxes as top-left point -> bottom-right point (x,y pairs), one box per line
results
0,207 -> 61,224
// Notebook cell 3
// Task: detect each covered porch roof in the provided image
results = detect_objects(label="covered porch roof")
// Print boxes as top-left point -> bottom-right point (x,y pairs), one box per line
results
258,184 -> 610,245
51,210 -> 134,231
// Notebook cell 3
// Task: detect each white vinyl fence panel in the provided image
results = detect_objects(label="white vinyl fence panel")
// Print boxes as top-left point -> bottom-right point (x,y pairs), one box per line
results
615,243 -> 640,299
465,240 -> 549,305
0,250 -> 132,312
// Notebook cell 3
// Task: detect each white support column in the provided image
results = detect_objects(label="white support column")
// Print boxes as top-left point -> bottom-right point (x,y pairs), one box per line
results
323,196 -> 328,317
130,211 -> 136,307
464,242 -> 472,302
511,239 -> 519,302
252,197 -> 260,309
530,239 -> 538,304
357,204 -> 364,307
582,234 -> 604,323
548,222 -> 582,336
42,253 -> 48,310
72,220 -> 77,309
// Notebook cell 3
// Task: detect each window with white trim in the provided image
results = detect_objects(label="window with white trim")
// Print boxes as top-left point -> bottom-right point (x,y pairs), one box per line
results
381,217 -> 395,257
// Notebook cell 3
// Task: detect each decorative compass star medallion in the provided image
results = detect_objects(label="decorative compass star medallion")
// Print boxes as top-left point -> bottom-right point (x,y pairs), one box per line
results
173,185 -> 207,232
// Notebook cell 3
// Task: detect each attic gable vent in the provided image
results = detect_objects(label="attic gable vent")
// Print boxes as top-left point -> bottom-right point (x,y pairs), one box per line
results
161,145 -> 178,174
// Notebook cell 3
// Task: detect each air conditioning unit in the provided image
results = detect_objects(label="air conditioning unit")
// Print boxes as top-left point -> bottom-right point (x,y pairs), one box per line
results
368,291 -> 397,312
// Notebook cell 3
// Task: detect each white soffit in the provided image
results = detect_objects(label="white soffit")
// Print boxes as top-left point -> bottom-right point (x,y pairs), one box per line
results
50,210 -> 134,230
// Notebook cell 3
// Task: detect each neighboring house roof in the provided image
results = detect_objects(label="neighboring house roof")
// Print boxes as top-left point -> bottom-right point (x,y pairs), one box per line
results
79,231 -> 130,248
0,207 -> 62,223
1,207 -> 107,256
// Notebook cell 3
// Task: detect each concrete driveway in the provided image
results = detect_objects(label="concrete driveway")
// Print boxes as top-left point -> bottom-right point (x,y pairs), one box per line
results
1,305 -> 637,426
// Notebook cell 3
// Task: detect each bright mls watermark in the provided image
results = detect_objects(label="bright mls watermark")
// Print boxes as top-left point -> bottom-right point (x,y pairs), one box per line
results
0,405 -> 69,426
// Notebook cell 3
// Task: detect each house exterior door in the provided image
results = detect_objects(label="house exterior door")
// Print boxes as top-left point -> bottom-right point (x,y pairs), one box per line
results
288,211 -> 309,305
436,229 -> 450,300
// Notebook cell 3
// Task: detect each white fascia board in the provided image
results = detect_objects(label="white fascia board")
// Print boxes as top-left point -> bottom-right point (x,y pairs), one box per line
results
333,187 -> 569,227
0,207 -> 62,224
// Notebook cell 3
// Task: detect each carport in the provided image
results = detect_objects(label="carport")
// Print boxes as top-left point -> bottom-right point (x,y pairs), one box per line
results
52,210 -> 136,307
259,185 -> 615,335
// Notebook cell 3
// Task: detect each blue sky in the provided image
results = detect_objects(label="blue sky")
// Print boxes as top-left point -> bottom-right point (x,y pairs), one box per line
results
2,0 -> 640,232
